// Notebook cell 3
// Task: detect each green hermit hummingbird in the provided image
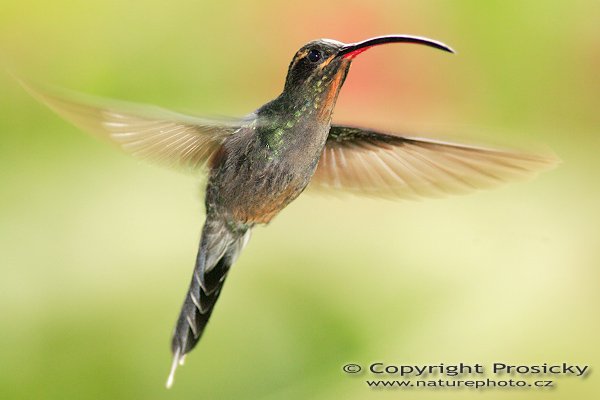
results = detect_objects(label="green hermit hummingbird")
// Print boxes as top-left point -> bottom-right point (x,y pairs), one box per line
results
23,34 -> 557,387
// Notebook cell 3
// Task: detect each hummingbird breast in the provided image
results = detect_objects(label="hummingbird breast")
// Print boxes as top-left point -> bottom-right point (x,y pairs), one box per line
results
206,122 -> 328,225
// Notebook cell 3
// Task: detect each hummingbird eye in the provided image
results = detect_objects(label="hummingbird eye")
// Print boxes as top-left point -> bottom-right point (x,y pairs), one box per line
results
307,49 -> 321,63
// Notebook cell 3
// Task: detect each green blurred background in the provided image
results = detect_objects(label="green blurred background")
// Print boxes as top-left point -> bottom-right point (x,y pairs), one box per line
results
1,1 -> 599,399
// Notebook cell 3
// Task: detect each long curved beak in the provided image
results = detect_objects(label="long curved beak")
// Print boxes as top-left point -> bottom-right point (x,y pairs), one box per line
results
337,35 -> 455,59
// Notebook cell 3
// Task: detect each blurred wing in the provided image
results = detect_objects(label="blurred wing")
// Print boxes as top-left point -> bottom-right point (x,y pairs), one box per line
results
311,125 -> 559,199
22,81 -> 247,172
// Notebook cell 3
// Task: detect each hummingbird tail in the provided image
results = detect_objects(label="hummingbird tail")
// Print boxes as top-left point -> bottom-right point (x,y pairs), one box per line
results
166,217 -> 250,388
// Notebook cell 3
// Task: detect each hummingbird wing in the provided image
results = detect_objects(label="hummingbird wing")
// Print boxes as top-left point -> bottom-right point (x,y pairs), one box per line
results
311,125 -> 558,199
21,81 -> 246,172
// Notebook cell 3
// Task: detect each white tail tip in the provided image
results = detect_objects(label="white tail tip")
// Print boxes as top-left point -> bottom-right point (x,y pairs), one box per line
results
166,348 -> 181,389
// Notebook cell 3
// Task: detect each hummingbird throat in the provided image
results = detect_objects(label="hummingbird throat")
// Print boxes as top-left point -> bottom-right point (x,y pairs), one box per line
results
264,67 -> 347,156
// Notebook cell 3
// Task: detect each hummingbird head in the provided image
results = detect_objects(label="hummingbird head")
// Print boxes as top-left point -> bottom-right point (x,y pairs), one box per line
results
282,38 -> 350,94
281,35 -> 454,118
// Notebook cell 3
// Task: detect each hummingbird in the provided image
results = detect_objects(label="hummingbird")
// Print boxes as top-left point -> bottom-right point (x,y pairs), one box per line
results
22,34 -> 556,388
